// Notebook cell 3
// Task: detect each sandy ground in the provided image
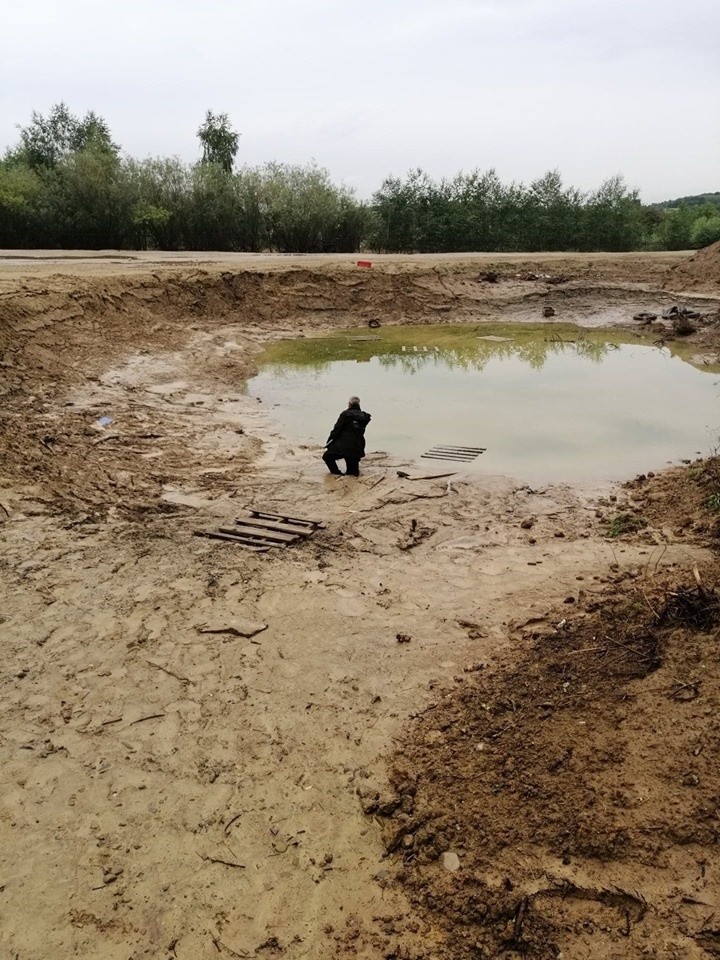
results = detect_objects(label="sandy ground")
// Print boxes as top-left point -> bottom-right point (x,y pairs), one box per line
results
0,251 -> 718,959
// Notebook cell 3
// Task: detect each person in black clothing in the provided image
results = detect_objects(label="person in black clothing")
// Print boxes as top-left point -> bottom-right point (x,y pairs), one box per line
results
323,396 -> 371,477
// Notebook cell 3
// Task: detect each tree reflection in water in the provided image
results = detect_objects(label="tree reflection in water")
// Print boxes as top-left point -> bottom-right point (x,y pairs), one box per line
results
261,324 -> 645,378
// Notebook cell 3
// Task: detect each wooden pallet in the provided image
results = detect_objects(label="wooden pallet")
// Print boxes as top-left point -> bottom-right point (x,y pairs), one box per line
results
421,445 -> 486,463
195,509 -> 324,551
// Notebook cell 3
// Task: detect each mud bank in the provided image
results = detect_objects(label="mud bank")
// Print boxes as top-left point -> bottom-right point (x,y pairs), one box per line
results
0,252 -> 718,960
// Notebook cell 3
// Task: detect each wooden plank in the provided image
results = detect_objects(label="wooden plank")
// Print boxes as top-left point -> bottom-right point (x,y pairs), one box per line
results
220,525 -> 293,546
230,523 -> 297,543
236,516 -> 316,537
250,509 -> 325,529
194,531 -> 270,552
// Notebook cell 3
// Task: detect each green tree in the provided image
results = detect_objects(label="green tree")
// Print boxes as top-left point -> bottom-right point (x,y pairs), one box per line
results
197,111 -> 240,173
44,147 -> 132,248
690,214 -> 720,249
661,203 -> 694,250
131,201 -> 172,250
582,176 -> 643,251
0,161 -> 43,245
11,102 -> 118,169
261,162 -> 362,253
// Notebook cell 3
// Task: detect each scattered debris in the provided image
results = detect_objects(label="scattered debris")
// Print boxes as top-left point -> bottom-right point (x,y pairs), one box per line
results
396,471 -> 457,481
396,633 -> 412,643
398,518 -> 435,550
197,619 -> 268,639
658,575 -> 720,630
199,853 -> 246,870
673,314 -> 697,336
662,304 -> 702,320
542,305 -> 556,318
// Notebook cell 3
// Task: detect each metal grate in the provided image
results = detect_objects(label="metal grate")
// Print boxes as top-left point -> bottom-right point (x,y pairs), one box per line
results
421,445 -> 486,463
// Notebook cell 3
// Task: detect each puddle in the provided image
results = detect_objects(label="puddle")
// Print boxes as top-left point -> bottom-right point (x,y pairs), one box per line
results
248,323 -> 720,482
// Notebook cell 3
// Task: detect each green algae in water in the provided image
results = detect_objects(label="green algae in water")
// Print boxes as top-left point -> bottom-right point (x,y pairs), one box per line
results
249,323 -> 720,482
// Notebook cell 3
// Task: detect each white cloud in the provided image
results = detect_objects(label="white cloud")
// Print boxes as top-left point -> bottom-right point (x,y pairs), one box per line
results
1,0 -> 717,202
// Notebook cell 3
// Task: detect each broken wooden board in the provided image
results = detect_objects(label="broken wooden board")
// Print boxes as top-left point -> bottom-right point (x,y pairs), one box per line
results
196,509 -> 324,551
248,509 -> 325,529
238,516 -> 317,537
193,530 -> 270,551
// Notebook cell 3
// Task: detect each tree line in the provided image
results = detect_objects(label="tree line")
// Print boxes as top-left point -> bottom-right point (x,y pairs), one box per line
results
1,104 -> 718,253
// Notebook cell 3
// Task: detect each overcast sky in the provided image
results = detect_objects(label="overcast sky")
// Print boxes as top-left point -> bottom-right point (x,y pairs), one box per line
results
1,0 -> 717,202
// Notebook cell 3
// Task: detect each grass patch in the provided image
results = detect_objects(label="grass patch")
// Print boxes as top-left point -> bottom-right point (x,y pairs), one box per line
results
606,512 -> 647,538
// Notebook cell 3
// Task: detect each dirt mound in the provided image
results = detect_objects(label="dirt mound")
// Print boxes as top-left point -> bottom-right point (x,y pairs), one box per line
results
666,240 -> 720,293
624,458 -> 720,544
341,471 -> 720,960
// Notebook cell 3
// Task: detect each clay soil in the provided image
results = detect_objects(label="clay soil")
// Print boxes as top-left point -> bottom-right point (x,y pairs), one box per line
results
1,251 -> 719,960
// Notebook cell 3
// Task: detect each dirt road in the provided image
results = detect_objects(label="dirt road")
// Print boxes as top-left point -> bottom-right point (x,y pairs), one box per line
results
0,251 -> 718,959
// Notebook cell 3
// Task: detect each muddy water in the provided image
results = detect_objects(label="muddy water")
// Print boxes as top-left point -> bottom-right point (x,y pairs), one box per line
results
249,323 -> 720,482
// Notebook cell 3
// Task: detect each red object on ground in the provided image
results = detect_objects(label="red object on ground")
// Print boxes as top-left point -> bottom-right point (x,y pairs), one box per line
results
356,260 -> 372,268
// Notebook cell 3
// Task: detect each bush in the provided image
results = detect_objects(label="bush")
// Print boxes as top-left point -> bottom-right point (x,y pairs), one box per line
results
690,215 -> 720,249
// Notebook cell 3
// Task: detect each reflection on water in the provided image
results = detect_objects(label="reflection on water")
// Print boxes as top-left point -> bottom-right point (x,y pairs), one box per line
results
249,323 -> 719,482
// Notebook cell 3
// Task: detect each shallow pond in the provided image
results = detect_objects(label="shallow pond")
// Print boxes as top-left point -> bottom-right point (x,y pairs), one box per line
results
249,323 -> 720,482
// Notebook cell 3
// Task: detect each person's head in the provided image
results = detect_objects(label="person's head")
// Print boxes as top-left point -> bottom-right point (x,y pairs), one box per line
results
348,396 -> 361,409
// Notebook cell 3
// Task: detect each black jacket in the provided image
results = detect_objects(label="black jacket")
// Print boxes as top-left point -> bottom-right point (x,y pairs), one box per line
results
326,407 -> 371,459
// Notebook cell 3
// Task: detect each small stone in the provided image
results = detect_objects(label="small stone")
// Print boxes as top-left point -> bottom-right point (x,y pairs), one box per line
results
520,518 -> 535,530
554,531 -> 565,538
441,851 -> 461,872
563,596 -> 576,604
